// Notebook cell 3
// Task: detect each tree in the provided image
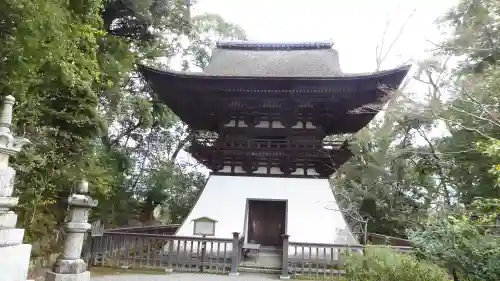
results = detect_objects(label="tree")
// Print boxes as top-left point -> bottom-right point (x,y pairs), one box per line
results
437,0 -> 500,190
334,0 -> 500,239
344,247 -> 449,281
333,99 -> 436,237
182,13 -> 247,69
98,9 -> 246,226
1,0 -> 246,260
1,0 -> 110,257
408,199 -> 500,281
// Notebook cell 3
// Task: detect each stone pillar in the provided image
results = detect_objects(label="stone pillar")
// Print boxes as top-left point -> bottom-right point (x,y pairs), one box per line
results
229,232 -> 240,276
0,95 -> 31,281
280,234 -> 290,280
45,180 -> 98,281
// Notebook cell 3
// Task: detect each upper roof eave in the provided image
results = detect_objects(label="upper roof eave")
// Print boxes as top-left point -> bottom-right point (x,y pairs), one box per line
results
137,63 -> 412,82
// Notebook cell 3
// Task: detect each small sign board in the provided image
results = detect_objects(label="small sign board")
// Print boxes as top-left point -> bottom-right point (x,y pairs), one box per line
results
192,216 -> 217,236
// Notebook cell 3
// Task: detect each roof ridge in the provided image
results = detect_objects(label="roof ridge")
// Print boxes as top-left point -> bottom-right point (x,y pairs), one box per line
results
216,41 -> 334,51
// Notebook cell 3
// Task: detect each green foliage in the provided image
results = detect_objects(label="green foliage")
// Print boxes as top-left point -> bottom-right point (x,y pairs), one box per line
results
1,0 -> 245,260
334,0 -> 500,240
343,247 -> 449,281
332,105 -> 434,237
438,0 -> 500,196
439,0 -> 500,73
334,1 -> 500,275
1,0 -> 107,258
482,139 -> 500,185
408,199 -> 500,281
183,13 -> 247,69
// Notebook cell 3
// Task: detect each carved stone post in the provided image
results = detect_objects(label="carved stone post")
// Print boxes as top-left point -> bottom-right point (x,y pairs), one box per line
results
229,232 -> 240,276
0,95 -> 31,281
45,180 -> 98,281
280,234 -> 290,280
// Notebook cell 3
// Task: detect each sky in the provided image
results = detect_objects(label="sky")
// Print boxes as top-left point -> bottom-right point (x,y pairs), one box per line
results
178,0 -> 459,169
192,0 -> 458,72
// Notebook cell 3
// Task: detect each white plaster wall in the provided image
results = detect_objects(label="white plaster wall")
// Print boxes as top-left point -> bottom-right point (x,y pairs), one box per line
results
175,175 -> 358,246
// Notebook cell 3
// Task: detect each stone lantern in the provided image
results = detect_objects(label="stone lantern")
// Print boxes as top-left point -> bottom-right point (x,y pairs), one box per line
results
0,95 -> 31,281
45,180 -> 98,281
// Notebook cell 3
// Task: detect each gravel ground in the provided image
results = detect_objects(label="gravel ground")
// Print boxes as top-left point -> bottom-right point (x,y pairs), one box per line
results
91,273 -> 281,281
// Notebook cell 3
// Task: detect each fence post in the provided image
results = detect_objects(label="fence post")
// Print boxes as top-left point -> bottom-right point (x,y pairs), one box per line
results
86,220 -> 103,269
280,234 -> 290,280
83,231 -> 91,268
229,232 -> 240,276
165,238 -> 175,273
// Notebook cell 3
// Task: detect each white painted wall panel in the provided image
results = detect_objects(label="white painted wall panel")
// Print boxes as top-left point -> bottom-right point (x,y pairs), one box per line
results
175,175 -> 358,246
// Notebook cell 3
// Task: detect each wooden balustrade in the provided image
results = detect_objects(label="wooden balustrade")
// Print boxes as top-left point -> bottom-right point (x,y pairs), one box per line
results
282,238 -> 413,279
193,138 -> 346,151
87,232 -> 241,274
86,230 -> 413,278
105,224 -> 180,235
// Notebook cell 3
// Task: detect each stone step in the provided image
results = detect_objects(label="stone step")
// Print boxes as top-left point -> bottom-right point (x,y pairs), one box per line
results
242,248 -> 282,270
259,246 -> 282,251
238,265 -> 282,274
260,249 -> 282,253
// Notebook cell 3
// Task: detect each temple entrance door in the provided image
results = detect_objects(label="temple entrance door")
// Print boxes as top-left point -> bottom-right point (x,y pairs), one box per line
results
247,200 -> 286,247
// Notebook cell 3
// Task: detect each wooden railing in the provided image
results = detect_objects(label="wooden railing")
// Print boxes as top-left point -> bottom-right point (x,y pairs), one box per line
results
87,231 -> 243,275
193,138 -> 347,151
280,235 -> 413,279
86,230 -> 413,278
105,224 -> 180,235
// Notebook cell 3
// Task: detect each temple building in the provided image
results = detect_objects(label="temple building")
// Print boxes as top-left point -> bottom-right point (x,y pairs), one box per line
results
138,41 -> 409,252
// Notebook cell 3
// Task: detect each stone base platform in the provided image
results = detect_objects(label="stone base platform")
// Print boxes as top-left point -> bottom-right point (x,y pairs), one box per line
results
0,243 -> 32,281
45,271 -> 90,281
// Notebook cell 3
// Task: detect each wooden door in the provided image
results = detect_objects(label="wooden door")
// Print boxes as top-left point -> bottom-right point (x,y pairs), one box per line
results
247,200 -> 286,246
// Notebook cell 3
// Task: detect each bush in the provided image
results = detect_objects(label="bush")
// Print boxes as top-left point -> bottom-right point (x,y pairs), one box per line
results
343,247 -> 449,281
408,210 -> 500,281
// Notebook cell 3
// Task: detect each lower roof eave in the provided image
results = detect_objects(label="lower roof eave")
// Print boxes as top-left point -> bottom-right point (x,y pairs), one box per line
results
138,63 -> 411,92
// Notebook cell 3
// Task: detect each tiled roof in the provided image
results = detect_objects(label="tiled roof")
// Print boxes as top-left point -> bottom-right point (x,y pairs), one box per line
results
203,41 -> 343,77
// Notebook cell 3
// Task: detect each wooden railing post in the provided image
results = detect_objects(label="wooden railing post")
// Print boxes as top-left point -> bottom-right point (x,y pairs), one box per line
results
280,234 -> 290,280
83,233 -> 93,269
165,239 -> 175,273
238,236 -> 245,264
229,232 -> 240,276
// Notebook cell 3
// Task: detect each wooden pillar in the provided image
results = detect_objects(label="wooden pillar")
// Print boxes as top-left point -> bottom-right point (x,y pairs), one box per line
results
229,232 -> 240,276
280,234 -> 290,280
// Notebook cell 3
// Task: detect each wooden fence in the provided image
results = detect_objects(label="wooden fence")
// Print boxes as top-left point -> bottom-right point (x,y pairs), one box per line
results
281,235 -> 413,279
86,231 -> 243,275
86,229 -> 412,277
105,224 -> 180,235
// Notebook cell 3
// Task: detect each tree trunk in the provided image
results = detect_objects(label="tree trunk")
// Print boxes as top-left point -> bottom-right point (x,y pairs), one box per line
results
452,268 -> 460,281
170,132 -> 193,162
139,202 -> 156,223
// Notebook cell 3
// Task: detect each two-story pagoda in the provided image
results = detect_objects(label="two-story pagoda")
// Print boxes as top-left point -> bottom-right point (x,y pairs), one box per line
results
139,41 -> 409,251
